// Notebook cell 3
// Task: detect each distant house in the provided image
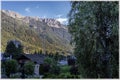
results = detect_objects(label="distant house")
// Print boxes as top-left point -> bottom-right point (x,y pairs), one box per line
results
58,55 -> 77,66
1,53 -> 12,78
58,56 -> 68,65
17,54 -> 45,76
67,55 -> 77,60
1,53 -> 12,61
58,60 -> 68,65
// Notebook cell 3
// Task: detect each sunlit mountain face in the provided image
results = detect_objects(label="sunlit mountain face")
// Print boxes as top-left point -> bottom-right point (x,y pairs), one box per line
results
1,10 -> 73,55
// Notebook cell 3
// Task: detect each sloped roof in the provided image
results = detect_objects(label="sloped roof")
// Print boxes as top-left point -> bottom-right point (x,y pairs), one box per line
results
22,54 -> 45,64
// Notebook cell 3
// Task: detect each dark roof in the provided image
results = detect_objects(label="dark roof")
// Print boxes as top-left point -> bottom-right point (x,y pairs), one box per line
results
19,54 -> 45,64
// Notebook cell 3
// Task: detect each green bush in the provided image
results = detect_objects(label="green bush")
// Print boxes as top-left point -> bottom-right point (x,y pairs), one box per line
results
4,59 -> 18,77
44,57 -> 53,65
40,57 -> 59,75
39,63 -> 50,75
10,73 -> 21,78
58,72 -> 71,78
40,57 -> 61,78
50,64 -> 60,75
24,61 -> 34,75
58,72 -> 81,78
43,73 -> 57,78
70,65 -> 79,75
60,65 -> 71,73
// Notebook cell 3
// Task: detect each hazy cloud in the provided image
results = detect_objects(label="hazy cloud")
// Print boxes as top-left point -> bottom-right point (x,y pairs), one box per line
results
25,7 -> 31,12
56,14 -> 68,24
56,18 -> 68,24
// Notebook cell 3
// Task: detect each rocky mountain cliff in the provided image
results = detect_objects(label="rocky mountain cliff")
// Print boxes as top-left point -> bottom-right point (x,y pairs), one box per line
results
40,18 -> 66,29
2,10 -> 24,19
1,10 -> 73,55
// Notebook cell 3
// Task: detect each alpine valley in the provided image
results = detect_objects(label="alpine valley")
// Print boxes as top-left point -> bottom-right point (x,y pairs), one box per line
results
1,10 -> 73,55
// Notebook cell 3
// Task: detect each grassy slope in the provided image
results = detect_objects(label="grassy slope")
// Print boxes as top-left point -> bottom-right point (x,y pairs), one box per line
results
1,12 -> 72,54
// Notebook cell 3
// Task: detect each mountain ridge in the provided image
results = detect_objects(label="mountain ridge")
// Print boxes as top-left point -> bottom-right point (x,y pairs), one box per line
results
1,10 -> 73,55
1,10 -> 67,29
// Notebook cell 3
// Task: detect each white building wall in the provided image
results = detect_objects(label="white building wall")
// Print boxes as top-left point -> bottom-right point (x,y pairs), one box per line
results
34,64 -> 39,76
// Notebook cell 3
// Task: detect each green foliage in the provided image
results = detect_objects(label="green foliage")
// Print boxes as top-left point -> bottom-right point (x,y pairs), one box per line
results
40,57 -> 60,77
68,1 -> 118,78
50,64 -> 60,75
54,52 -> 59,61
58,72 -> 71,78
10,73 -> 21,78
4,59 -> 18,77
58,72 -> 81,78
5,41 -> 16,54
39,63 -> 50,75
39,64 -> 44,75
24,61 -> 35,75
60,65 -> 71,73
70,65 -> 79,75
42,65 -> 80,78
5,40 -> 23,59
43,72 -> 81,78
44,57 -> 54,65
39,57 -> 53,75
42,73 -> 57,78
1,61 -> 5,70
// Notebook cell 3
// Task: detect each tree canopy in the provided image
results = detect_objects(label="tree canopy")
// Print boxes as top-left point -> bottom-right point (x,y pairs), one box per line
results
68,1 -> 118,78
5,40 -> 23,59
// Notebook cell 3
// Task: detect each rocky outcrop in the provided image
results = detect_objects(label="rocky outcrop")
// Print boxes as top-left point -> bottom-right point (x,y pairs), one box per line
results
1,10 -> 24,19
41,18 -> 62,28
40,18 -> 67,29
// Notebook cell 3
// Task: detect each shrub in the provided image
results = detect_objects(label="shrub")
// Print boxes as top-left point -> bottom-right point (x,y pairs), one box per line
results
40,57 -> 60,76
50,64 -> 60,75
39,63 -> 50,75
58,72 -> 72,78
42,73 -> 57,78
10,73 -> 21,78
60,65 -> 71,73
44,57 -> 53,65
4,59 -> 18,77
24,61 -> 34,75
70,65 -> 79,75
58,72 -> 81,78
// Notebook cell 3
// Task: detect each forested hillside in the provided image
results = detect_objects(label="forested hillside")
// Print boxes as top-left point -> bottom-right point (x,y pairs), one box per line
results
1,10 -> 73,55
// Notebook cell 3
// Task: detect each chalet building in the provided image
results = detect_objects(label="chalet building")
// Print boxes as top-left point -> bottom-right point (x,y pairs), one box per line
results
1,53 -> 12,61
17,54 -> 45,76
1,53 -> 13,78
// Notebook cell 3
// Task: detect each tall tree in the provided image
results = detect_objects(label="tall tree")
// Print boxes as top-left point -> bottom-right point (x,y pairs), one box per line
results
68,1 -> 118,78
5,40 -> 23,59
